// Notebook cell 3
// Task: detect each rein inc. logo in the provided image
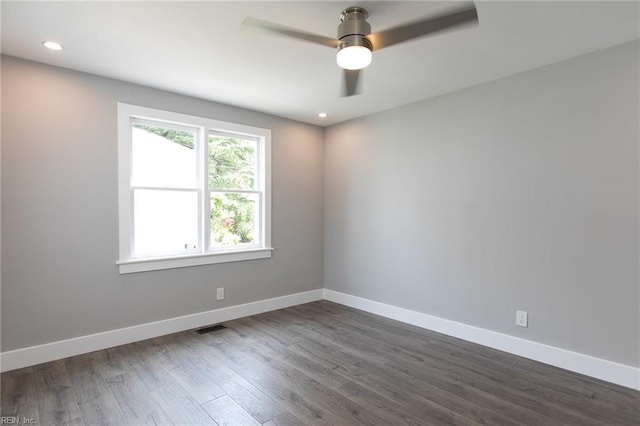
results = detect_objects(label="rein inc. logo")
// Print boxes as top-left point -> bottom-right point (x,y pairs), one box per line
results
0,417 -> 36,424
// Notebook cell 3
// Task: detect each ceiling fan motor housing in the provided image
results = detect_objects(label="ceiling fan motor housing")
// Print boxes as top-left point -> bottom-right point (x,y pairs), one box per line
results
337,7 -> 372,51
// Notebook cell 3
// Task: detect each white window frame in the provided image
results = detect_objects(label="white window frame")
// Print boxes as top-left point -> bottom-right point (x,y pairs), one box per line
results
117,103 -> 272,274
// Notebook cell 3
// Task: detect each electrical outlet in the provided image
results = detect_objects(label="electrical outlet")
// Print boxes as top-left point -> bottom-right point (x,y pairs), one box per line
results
216,287 -> 224,301
516,310 -> 528,327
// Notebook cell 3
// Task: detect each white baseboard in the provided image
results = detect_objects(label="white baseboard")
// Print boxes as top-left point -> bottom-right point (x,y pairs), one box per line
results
0,289 -> 323,372
323,289 -> 640,391
3,287 -> 638,392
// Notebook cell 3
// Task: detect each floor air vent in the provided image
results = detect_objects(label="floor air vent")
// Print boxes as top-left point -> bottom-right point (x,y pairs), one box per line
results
195,324 -> 227,334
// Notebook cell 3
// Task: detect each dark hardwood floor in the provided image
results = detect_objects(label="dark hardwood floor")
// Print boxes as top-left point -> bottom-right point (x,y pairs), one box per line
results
2,301 -> 638,425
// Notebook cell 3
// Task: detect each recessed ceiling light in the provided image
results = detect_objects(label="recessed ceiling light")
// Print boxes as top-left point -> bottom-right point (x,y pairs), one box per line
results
318,112 -> 328,118
42,41 -> 64,51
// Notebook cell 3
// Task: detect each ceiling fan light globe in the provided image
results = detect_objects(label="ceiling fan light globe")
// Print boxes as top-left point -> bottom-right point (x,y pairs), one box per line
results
336,45 -> 372,70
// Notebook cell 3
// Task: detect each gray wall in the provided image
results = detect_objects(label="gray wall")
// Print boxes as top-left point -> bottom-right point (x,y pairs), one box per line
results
3,41 -> 639,369
324,41 -> 640,367
1,56 -> 324,352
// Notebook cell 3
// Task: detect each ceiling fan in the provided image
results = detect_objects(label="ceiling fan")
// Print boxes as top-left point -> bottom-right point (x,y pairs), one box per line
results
242,2 -> 478,97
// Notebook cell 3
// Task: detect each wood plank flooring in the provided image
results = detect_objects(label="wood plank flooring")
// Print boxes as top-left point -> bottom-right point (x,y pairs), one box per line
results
1,301 -> 638,425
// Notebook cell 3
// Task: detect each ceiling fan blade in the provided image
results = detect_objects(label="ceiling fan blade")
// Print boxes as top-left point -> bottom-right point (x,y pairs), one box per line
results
242,17 -> 339,48
368,3 -> 478,51
342,69 -> 361,97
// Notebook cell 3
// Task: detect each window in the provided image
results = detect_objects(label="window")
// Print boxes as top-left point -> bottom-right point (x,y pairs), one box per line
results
117,103 -> 272,273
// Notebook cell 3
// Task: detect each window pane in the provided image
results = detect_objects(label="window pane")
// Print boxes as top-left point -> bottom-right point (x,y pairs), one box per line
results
133,189 -> 198,256
132,124 -> 197,188
210,192 -> 259,248
208,134 -> 256,190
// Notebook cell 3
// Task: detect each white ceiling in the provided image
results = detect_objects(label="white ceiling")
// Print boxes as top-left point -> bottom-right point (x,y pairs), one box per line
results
2,1 -> 639,126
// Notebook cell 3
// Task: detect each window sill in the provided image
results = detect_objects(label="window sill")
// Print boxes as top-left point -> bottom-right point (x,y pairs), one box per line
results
117,247 -> 274,274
